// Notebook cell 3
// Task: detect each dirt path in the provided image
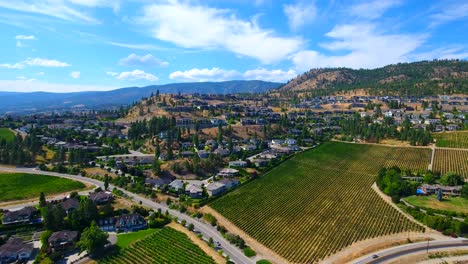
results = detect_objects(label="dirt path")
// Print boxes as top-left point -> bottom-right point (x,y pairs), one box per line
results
200,206 -> 290,264
167,222 -> 225,264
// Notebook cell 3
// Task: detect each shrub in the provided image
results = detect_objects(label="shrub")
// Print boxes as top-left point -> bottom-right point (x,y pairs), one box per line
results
244,247 -> 256,257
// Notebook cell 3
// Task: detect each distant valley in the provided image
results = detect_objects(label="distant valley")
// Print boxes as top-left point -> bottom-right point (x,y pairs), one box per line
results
0,80 -> 281,113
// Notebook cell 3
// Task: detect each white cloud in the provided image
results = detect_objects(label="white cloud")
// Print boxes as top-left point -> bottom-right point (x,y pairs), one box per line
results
169,67 -> 295,82
107,41 -> 167,51
243,68 -> 297,82
0,63 -> 24,69
70,71 -> 81,79
24,58 -> 70,67
0,80 -> 115,92
410,46 -> 468,61
430,2 -> 468,27
106,71 -> 118,76
116,69 -> 158,82
349,0 -> 401,19
16,41 -> 27,47
283,1 -> 317,30
15,35 -> 36,40
292,23 -> 426,70
0,0 -> 99,23
138,1 -> 303,64
170,68 -> 240,82
119,54 -> 169,67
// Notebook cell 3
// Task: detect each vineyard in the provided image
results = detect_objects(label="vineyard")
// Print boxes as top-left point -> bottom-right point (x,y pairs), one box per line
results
433,148 -> 468,179
433,131 -> 468,149
210,142 -> 429,263
100,227 -> 215,264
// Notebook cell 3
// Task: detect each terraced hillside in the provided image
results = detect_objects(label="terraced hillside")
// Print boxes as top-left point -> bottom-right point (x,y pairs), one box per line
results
210,142 -> 430,263
100,227 -> 215,264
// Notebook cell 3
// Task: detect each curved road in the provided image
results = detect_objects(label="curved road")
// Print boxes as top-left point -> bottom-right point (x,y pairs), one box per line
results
354,239 -> 468,264
0,166 -> 253,264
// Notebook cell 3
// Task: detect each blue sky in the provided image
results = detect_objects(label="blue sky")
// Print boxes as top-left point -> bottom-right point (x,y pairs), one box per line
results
0,0 -> 467,92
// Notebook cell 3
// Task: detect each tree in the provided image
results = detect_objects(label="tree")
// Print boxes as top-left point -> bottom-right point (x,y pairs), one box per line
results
152,158 -> 161,175
39,192 -> 47,208
77,221 -> 108,255
104,175 -> 109,191
188,223 -> 194,231
436,188 -> 443,201
440,172 -> 464,186
461,184 -> 468,199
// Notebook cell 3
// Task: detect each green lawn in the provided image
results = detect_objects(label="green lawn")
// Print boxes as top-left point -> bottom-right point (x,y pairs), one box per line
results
404,195 -> 468,214
0,128 -> 15,142
0,173 -> 85,202
116,228 -> 159,249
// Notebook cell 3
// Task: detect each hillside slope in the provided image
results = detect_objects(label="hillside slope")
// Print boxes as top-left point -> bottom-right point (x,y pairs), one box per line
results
0,80 -> 281,113
278,60 -> 468,96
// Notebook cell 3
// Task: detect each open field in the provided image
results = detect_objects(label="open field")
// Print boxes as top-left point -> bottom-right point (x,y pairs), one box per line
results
433,131 -> 468,149
432,149 -> 468,178
100,227 -> 216,264
210,142 -> 429,263
404,195 -> 468,214
0,128 -> 15,142
0,172 -> 85,202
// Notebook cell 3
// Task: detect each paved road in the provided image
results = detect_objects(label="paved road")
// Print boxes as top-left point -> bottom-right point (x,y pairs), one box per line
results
0,166 -> 253,264
354,239 -> 468,264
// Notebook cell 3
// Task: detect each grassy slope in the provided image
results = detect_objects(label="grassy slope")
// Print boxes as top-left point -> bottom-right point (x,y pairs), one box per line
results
0,173 -> 85,202
404,195 -> 468,214
210,142 -> 430,263
0,128 -> 15,142
116,228 -> 159,249
101,227 -> 215,264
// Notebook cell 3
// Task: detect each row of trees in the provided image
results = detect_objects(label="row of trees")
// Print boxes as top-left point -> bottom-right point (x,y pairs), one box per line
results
0,133 -> 42,165
341,115 -> 432,146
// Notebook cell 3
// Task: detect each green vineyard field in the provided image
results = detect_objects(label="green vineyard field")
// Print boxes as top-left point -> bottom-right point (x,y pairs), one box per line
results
100,227 -> 215,264
433,148 -> 468,179
433,131 -> 468,149
210,142 -> 429,263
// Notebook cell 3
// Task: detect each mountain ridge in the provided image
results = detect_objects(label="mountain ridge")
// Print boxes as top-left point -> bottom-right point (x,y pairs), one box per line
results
277,60 -> 468,96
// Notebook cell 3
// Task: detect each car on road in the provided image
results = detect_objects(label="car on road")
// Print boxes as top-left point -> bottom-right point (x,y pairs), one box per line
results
371,254 -> 379,259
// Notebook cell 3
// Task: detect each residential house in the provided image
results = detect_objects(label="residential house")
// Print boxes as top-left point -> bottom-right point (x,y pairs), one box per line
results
197,150 -> 210,159
49,231 -> 79,252
206,182 -> 226,196
0,238 -> 33,263
60,198 -> 80,215
115,214 -> 147,232
219,178 -> 240,189
168,180 -> 184,193
284,138 -> 297,146
229,160 -> 247,168
1,207 -> 38,226
89,191 -> 113,205
145,177 -> 172,190
217,168 -> 239,178
98,218 -> 116,232
185,182 -> 203,199
419,184 -> 462,196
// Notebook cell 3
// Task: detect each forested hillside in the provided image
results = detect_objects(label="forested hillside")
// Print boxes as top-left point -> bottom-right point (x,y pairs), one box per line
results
278,60 -> 468,96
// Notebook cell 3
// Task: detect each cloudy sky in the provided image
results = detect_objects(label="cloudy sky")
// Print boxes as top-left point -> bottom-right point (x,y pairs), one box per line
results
0,0 -> 467,92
